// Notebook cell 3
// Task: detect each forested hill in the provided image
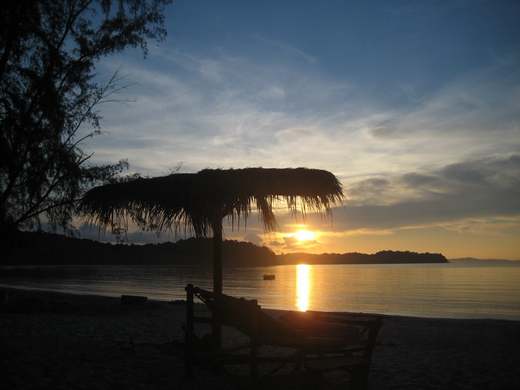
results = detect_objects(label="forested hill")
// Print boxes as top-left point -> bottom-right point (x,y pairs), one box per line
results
4,231 -> 447,266
5,231 -> 277,267
278,251 -> 447,265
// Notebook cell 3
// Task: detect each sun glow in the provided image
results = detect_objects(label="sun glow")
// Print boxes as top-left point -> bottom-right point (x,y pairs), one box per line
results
294,229 -> 316,242
296,264 -> 311,311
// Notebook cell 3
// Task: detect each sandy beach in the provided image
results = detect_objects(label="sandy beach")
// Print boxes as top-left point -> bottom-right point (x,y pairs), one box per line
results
1,287 -> 519,390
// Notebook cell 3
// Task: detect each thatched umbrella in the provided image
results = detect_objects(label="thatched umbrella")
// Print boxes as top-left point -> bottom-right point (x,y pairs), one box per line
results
80,168 -> 343,342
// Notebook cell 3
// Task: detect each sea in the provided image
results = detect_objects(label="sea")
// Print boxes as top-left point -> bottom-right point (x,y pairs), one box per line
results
1,262 -> 520,320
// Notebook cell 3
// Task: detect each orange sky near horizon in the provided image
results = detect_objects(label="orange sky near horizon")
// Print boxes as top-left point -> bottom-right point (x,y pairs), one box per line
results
226,220 -> 520,260
78,213 -> 520,260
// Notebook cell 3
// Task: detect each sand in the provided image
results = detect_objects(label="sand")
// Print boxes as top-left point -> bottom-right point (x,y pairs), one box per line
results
1,287 -> 519,389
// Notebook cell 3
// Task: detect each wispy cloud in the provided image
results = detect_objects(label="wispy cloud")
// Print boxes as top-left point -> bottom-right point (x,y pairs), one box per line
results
252,35 -> 318,64
91,49 -> 518,183
297,154 -> 520,232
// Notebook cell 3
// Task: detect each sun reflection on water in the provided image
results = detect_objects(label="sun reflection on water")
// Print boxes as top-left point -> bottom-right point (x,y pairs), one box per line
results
296,264 -> 311,311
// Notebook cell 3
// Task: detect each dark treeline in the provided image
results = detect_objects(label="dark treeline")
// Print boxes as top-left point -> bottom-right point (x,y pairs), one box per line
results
3,231 -> 447,267
279,251 -> 447,265
4,231 -> 277,267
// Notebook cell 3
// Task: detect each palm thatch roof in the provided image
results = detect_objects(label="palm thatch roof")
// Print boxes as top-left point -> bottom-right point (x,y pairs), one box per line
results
79,167 -> 343,236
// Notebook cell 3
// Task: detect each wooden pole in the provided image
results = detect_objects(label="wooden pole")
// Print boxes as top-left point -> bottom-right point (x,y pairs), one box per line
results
184,284 -> 194,377
250,300 -> 259,378
212,220 -> 223,295
212,220 -> 223,348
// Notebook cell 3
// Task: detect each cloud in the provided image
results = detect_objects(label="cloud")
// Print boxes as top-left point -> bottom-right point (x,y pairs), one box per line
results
86,44 -> 520,188
89,49 -> 359,176
269,235 -> 319,252
252,35 -> 318,64
369,62 -> 520,142
242,232 -> 263,245
346,178 -> 392,205
305,154 -> 520,232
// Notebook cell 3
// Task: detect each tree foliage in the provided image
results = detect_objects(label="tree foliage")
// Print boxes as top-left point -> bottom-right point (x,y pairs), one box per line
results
0,0 -> 172,234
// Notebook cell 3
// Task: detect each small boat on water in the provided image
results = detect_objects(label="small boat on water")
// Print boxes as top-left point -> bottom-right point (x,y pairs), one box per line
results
263,274 -> 275,280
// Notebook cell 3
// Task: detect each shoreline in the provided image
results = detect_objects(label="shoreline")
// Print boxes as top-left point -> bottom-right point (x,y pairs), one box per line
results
2,283 -> 519,323
2,284 -> 520,323
2,286 -> 520,389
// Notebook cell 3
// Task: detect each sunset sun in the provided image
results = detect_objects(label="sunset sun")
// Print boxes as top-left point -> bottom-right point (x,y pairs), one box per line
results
294,229 -> 316,242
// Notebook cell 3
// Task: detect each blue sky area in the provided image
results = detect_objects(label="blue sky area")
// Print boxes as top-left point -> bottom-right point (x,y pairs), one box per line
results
83,0 -> 520,258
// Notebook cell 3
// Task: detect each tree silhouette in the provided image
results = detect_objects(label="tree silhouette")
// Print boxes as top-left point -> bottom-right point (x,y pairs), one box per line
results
0,0 -> 172,241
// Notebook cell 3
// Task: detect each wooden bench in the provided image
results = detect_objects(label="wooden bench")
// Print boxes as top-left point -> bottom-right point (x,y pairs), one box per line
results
184,284 -> 382,389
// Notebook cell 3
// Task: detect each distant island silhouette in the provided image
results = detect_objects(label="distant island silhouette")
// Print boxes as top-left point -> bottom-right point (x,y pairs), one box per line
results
4,231 -> 447,267
449,257 -> 519,265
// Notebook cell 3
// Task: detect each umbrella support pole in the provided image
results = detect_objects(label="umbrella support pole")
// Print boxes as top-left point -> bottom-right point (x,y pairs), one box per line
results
212,220 -> 223,348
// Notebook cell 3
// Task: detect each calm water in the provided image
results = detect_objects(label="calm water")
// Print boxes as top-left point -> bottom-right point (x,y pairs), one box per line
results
2,263 -> 520,320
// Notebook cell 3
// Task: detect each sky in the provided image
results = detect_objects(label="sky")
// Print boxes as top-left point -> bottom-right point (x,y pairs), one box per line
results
83,0 -> 520,259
